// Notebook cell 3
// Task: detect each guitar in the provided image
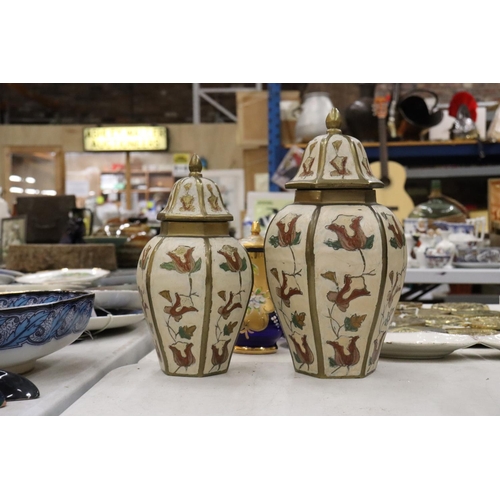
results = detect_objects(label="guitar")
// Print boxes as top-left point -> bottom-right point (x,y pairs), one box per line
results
369,95 -> 414,222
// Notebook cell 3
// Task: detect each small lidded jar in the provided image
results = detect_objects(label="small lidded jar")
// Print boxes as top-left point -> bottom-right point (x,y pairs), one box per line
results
136,154 -> 253,376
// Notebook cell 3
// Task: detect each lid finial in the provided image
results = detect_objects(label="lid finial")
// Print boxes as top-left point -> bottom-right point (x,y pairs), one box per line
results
326,108 -> 342,131
251,221 -> 261,236
189,154 -> 203,177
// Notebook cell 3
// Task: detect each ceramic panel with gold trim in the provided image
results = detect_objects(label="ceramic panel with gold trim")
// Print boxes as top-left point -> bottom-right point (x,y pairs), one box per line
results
264,204 -> 319,375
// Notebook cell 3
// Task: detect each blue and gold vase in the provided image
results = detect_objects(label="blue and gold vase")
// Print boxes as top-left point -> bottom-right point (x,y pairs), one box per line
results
235,222 -> 282,354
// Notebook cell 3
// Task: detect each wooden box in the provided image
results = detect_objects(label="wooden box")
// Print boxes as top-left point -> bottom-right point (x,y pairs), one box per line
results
5,244 -> 117,273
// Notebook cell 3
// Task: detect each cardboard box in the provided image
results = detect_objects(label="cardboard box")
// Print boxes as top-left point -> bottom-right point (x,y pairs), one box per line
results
242,147 -> 269,193
236,91 -> 300,147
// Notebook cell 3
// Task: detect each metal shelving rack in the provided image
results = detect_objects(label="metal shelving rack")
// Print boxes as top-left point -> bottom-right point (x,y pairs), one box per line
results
267,83 -> 288,192
267,83 -> 500,187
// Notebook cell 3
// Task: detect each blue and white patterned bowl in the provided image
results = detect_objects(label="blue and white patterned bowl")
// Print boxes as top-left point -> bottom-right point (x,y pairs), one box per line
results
0,291 -> 95,374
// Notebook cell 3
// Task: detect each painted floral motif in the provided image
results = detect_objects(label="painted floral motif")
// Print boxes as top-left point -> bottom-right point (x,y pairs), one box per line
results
218,245 -> 247,272
268,213 -> 302,248
366,212 -> 407,371
162,292 -> 198,322
211,339 -> 231,370
382,212 -> 406,249
217,291 -> 242,319
207,184 -> 222,212
358,144 -> 375,177
326,336 -> 360,375
269,268 -> 302,307
289,333 -> 314,369
180,183 -> 195,212
329,140 -> 350,177
138,245 -> 152,271
169,342 -> 196,372
210,248 -> 249,372
325,274 -> 371,313
158,245 -> 202,372
325,216 -> 374,251
300,156 -> 315,177
162,246 -> 201,274
0,294 -> 93,350
329,155 -> 350,177
267,213 -> 311,370
321,213 -> 377,375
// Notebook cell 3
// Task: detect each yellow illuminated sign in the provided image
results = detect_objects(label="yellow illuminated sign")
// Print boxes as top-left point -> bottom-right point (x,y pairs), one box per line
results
83,126 -> 168,151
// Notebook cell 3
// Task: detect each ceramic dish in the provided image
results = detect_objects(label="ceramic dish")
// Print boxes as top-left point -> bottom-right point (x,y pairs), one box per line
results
0,283 -> 89,293
90,289 -> 142,310
0,269 -> 25,277
0,290 -> 95,373
381,328 -> 477,359
15,268 -> 110,285
453,262 -> 500,269
86,310 -> 144,332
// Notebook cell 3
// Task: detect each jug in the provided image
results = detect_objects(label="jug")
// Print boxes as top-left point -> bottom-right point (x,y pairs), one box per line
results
59,207 -> 94,244
294,92 -> 335,143
397,89 -> 444,140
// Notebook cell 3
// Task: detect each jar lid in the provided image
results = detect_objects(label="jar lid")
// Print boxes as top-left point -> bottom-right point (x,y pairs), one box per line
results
157,154 -> 233,222
240,221 -> 264,249
285,108 -> 384,190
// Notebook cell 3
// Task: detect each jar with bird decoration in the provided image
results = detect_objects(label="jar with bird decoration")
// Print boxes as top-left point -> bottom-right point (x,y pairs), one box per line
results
264,108 -> 407,378
136,154 -> 253,376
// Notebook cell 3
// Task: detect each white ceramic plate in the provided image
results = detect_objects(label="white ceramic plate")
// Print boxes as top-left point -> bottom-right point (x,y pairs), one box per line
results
381,329 -> 477,359
453,262 -> 500,269
0,283 -> 89,292
90,289 -> 142,310
0,269 -> 25,277
15,268 -> 110,285
85,311 -> 145,332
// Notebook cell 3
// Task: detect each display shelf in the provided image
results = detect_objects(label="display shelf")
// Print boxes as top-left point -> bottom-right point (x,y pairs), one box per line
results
62,342 -> 500,416
1,323 -> 153,416
405,267 -> 500,285
100,169 -> 174,207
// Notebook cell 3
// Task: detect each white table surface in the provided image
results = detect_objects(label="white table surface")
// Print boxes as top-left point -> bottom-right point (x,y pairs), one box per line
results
62,339 -> 500,416
405,267 -> 500,284
1,320 -> 153,416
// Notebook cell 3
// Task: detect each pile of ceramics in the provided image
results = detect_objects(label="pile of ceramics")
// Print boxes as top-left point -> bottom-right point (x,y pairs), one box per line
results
404,217 -> 489,268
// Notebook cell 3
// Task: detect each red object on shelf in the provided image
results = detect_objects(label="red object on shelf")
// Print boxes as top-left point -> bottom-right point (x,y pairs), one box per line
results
449,91 -> 478,122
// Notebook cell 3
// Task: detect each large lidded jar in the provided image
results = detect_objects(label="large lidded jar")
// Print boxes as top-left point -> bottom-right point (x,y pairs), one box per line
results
264,108 -> 407,378
136,154 -> 253,377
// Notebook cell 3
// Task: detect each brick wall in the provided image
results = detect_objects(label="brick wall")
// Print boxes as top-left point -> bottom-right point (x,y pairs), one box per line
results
1,83 -> 498,125
0,83 -> 273,124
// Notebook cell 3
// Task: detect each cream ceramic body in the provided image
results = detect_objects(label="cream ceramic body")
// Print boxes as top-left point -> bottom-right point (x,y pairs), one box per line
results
265,203 -> 406,378
136,155 -> 252,377
137,236 -> 252,376
264,108 -> 407,378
